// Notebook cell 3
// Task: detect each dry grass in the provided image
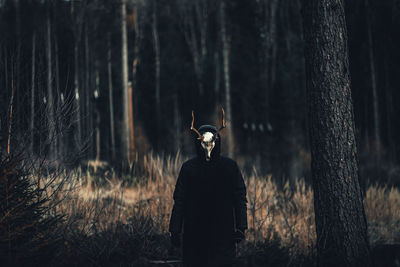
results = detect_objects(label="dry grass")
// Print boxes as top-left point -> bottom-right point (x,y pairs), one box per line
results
40,153 -> 400,265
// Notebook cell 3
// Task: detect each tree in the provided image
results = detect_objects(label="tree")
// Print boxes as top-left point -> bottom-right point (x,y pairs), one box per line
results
178,0 -> 208,98
365,0 -> 380,158
121,0 -> 130,161
152,0 -> 161,150
107,33 -> 116,161
46,0 -> 56,158
70,0 -> 84,147
220,0 -> 234,158
302,0 -> 371,266
30,32 -> 36,155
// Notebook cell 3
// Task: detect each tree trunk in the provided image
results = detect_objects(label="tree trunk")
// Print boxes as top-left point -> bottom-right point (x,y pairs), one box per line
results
173,88 -> 181,152
214,50 -> 220,101
94,61 -> 100,161
302,0 -> 371,266
46,0 -> 55,158
178,0 -> 207,98
30,32 -> 36,155
4,47 -> 8,103
71,0 -> 82,147
152,0 -> 161,150
128,82 -> 135,160
261,0 -> 279,90
54,34 -> 60,99
121,0 -> 130,161
85,23 -> 93,158
7,74 -> 15,157
15,0 -> 21,132
54,33 -> 62,158
107,33 -> 116,162
131,2 -> 141,160
384,63 -> 395,162
94,109 -> 100,163
74,42 -> 81,146
366,0 -> 380,158
220,0 -> 234,158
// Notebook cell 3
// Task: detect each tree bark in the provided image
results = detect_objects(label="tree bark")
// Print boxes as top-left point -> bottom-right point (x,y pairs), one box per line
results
107,33 -> 116,161
220,0 -> 234,158
302,0 -> 371,266
121,0 -> 130,161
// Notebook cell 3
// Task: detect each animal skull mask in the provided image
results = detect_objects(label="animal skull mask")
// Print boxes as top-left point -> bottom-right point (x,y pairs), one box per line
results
201,132 -> 217,161
191,109 -> 226,161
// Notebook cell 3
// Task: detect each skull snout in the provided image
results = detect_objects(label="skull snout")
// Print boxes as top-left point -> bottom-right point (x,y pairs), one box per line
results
201,141 -> 215,161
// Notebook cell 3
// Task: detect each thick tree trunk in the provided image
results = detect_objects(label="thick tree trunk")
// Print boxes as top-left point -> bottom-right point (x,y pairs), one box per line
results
220,0 -> 234,158
107,34 -> 116,161
30,32 -> 36,155
302,0 -> 371,266
152,0 -> 161,150
121,0 -> 130,161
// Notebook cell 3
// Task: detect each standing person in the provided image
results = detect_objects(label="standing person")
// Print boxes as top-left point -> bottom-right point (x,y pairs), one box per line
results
169,109 -> 248,267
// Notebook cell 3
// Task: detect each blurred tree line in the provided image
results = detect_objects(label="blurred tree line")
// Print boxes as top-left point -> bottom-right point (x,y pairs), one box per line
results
1,0 -> 400,183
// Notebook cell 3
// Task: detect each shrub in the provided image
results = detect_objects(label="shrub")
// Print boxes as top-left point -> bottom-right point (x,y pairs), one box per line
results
0,155 -> 63,266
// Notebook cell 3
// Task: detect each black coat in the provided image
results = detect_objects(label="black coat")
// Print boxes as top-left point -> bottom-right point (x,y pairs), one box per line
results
169,125 -> 248,266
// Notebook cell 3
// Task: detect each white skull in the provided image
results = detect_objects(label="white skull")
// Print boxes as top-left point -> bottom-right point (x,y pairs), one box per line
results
201,132 -> 216,161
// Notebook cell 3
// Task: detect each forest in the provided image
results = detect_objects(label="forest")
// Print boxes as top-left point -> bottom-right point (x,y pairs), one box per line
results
0,0 -> 400,266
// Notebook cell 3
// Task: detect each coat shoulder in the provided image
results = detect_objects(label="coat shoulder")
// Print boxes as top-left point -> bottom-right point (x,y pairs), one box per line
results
181,157 -> 198,170
219,156 -> 239,168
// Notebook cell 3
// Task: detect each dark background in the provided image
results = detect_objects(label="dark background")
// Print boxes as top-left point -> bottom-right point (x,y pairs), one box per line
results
1,0 -> 400,186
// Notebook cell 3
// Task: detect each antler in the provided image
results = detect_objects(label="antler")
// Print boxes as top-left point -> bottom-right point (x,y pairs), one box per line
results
215,107 -> 226,137
191,111 -> 204,140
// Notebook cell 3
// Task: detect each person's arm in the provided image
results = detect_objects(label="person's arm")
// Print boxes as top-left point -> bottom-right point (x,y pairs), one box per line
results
232,162 -> 248,232
169,164 -> 186,246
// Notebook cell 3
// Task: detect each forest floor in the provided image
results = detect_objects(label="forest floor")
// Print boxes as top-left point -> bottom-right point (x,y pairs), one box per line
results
22,153 -> 400,266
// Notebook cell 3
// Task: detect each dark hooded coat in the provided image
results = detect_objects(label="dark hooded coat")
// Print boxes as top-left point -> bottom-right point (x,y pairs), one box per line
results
169,125 -> 248,266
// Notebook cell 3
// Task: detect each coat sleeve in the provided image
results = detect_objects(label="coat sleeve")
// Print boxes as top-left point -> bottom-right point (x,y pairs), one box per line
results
232,162 -> 248,230
169,164 -> 186,233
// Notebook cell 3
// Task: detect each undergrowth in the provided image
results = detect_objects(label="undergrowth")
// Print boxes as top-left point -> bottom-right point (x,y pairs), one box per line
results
1,153 -> 399,266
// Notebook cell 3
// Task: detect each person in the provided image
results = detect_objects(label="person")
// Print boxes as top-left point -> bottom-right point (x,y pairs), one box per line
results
169,110 -> 248,267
